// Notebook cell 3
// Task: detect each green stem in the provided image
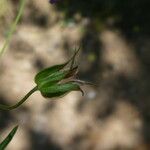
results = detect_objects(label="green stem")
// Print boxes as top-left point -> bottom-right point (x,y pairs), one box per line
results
0,86 -> 38,111
0,126 -> 18,150
0,0 -> 26,57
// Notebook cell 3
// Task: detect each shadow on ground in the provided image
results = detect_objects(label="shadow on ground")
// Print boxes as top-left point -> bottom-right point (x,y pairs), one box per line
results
56,0 -> 150,149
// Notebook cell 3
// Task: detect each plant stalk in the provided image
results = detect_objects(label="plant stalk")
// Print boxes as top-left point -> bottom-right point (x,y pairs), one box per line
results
0,86 -> 38,111
0,0 -> 26,57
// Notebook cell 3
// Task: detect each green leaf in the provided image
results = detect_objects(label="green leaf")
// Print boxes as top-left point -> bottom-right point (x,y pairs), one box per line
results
0,126 -> 18,150
40,82 -> 83,98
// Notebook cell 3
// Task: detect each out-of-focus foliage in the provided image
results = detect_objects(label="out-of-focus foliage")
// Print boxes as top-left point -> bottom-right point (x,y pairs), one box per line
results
0,0 -> 25,57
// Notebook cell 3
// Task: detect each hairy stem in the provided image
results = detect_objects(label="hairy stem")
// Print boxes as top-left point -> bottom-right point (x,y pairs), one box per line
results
0,86 -> 38,111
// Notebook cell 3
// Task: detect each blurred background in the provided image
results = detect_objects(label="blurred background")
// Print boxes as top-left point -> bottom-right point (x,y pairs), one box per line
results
0,0 -> 150,149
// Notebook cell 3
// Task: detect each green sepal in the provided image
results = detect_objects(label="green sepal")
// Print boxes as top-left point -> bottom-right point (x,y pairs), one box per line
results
35,47 -> 80,85
37,67 -> 78,89
0,126 -> 18,150
40,82 -> 83,98
35,63 -> 68,85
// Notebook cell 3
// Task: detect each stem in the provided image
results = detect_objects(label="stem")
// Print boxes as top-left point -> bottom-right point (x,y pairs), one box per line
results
0,0 -> 26,57
0,86 -> 38,111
